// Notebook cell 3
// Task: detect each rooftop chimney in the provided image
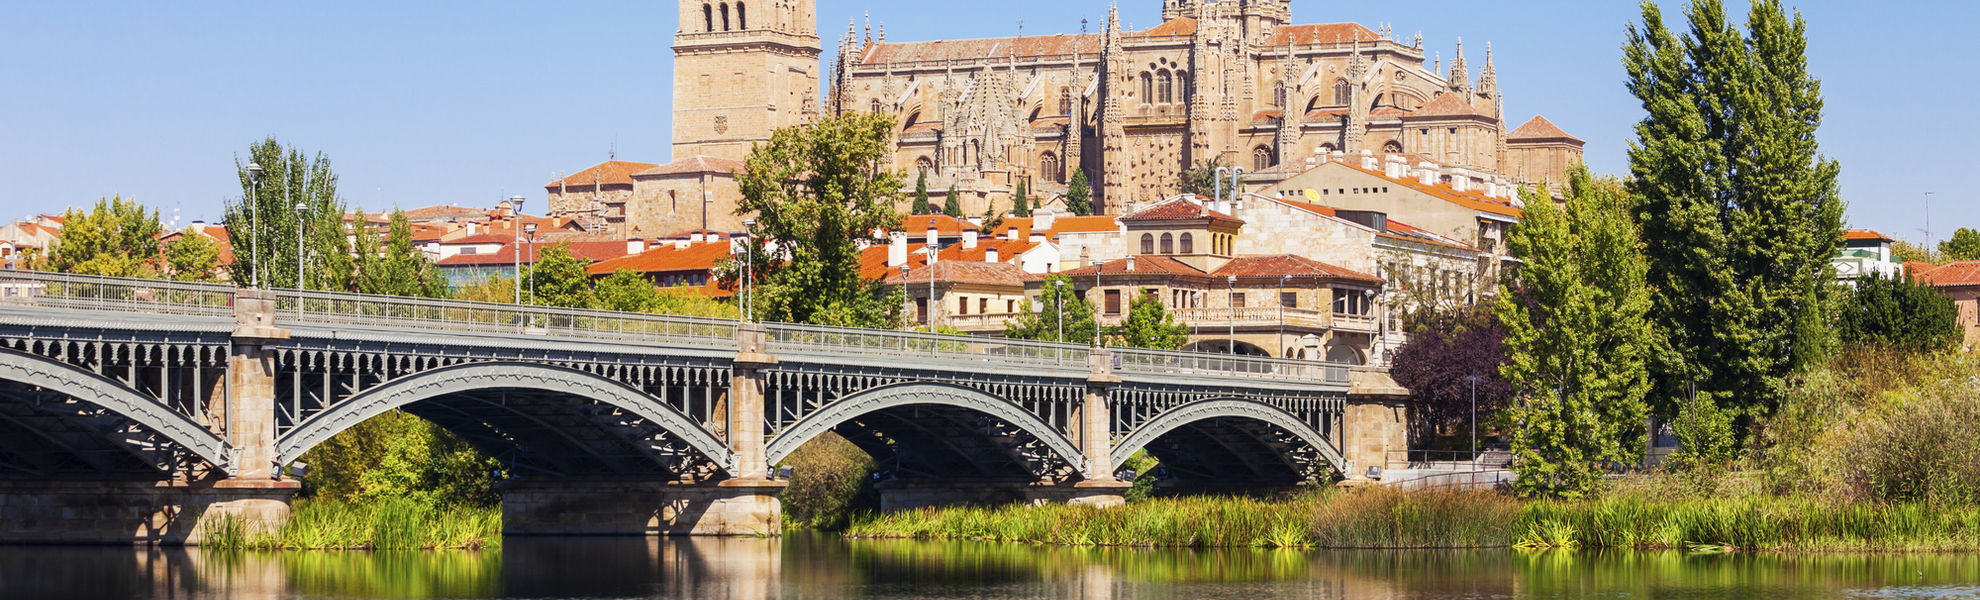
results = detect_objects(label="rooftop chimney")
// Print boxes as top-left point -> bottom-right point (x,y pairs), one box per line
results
962,229 -> 978,249
1126,255 -> 1136,271
1034,212 -> 1056,232
690,231 -> 705,243
985,247 -> 1000,263
1029,231 -> 1046,244
1452,176 -> 1470,193
1006,225 -> 1019,241
626,238 -> 644,255
1416,163 -> 1438,186
888,231 -> 908,267
675,237 -> 691,249
1359,150 -> 1378,170
967,215 -> 983,227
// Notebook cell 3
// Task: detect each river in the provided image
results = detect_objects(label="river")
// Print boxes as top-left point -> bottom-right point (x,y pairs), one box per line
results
3,535 -> 1977,599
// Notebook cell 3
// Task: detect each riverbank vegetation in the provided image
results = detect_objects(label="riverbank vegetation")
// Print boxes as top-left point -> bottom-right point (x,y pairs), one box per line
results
203,498 -> 501,550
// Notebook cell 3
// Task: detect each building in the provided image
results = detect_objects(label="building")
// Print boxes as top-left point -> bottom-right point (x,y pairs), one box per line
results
1913,261 -> 1980,350
1833,229 -> 1901,283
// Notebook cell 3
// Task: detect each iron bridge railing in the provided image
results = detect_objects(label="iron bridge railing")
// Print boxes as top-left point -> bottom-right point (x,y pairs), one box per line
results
271,288 -> 739,348
1109,347 -> 1350,384
765,322 -> 1089,369
0,270 -> 235,318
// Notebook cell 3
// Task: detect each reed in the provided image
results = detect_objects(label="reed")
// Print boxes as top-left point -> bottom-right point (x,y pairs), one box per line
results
1519,493 -> 1980,552
201,498 -> 501,550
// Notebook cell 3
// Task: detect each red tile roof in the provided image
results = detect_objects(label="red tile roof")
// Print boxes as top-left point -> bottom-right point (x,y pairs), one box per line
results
545,160 -> 661,189
1041,215 -> 1119,236
401,205 -> 492,221
1340,164 -> 1523,218
1506,115 -> 1583,143
634,156 -> 745,177
435,240 -> 630,267
1211,255 -> 1383,283
1916,261 -> 1980,287
863,33 -> 1102,65
1062,255 -> 1204,277
444,234 -> 512,246
1411,93 -> 1486,117
882,261 -> 1027,287
1843,229 -> 1893,242
898,214 -> 973,237
1139,18 -> 1198,37
1122,198 -> 1245,225
1269,23 -> 1380,45
586,241 -> 734,275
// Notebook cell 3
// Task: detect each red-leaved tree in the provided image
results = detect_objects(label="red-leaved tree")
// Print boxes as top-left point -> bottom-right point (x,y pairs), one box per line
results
1389,307 -> 1513,451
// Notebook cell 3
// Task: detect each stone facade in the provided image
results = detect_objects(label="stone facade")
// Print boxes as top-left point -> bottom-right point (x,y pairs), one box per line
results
671,0 -> 822,162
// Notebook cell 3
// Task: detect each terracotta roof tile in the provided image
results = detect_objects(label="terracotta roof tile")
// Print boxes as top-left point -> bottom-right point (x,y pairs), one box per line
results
1062,255 -> 1204,277
545,160 -> 661,189
1042,215 -> 1119,236
1340,164 -> 1523,218
1506,115 -> 1583,143
1843,229 -> 1893,242
1122,197 -> 1244,225
586,241 -> 734,275
863,33 -> 1102,65
1410,93 -> 1486,117
1138,17 -> 1197,37
1269,23 -> 1381,46
1916,261 -> 1980,287
633,156 -> 745,177
1211,254 -> 1382,283
898,214 -> 974,237
401,205 -> 492,221
882,261 -> 1027,287
435,240 -> 630,267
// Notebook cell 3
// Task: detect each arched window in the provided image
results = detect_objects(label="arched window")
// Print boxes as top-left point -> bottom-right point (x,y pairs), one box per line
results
1158,71 -> 1173,103
1040,152 -> 1061,182
703,4 -> 713,31
1175,71 -> 1188,100
1159,233 -> 1174,254
720,3 -> 730,31
1318,143 -> 1337,154
1059,87 -> 1072,115
1179,232 -> 1194,254
870,98 -> 881,114
1273,82 -> 1287,109
1383,140 -> 1404,154
1253,146 -> 1273,171
736,2 -> 746,29
1140,233 -> 1155,254
1333,79 -> 1351,106
1140,73 -> 1153,104
915,156 -> 934,175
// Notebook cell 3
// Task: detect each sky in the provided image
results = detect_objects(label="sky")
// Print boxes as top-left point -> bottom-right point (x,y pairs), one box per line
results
1,1 -> 1972,246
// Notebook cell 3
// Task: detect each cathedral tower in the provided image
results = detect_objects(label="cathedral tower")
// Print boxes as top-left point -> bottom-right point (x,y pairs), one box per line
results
671,0 -> 821,162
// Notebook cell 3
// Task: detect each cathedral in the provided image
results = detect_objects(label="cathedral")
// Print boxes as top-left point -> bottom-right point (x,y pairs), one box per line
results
546,0 -> 1582,233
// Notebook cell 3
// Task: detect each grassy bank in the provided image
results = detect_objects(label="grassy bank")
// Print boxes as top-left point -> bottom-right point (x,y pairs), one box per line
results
203,498 -> 501,550
1520,493 -> 1980,552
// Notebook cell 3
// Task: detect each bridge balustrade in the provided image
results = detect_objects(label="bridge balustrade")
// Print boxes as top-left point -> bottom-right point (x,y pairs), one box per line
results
764,322 -> 1089,369
0,270 -> 234,317
271,288 -> 739,348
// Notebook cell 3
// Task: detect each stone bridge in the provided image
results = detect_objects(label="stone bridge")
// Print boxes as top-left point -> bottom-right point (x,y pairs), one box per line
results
0,271 -> 1403,544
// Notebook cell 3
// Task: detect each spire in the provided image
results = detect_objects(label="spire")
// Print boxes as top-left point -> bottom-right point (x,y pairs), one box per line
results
863,12 -> 872,47
877,22 -> 884,44
1479,42 -> 1497,96
847,18 -> 859,54
1450,38 -> 1470,92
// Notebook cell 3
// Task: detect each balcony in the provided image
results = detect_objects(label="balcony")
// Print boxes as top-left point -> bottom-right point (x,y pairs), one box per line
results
1168,307 -> 1334,330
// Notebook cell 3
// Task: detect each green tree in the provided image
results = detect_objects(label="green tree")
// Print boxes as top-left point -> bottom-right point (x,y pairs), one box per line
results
911,170 -> 932,215
649,288 -> 741,318
1065,169 -> 1092,216
1496,168 -> 1655,499
943,184 -> 962,217
594,269 -> 662,312
1939,228 -> 1980,262
225,138 -> 353,290
1177,156 -> 1239,200
1838,271 -> 1961,352
1625,0 -> 1845,461
1892,239 -> 1941,265
48,195 -> 162,278
734,112 -> 906,328
524,242 -> 594,308
355,209 -> 448,298
1004,274 -> 1099,345
164,228 -> 222,282
296,411 -> 500,508
1110,292 -> 1190,349
1014,179 -> 1031,217
451,274 -> 515,304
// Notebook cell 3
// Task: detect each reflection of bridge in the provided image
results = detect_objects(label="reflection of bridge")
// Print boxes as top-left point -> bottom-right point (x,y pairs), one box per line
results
0,271 -> 1401,543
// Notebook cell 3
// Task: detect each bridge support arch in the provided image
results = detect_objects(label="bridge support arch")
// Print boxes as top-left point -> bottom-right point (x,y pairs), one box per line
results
1112,399 -> 1345,490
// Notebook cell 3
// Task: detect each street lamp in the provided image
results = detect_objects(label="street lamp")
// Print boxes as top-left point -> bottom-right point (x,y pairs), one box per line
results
246,162 -> 263,288
294,203 -> 307,291
523,222 -> 538,306
742,218 -> 756,322
1054,279 -> 1065,343
510,196 -> 524,304
1463,373 -> 1484,460
1226,275 -> 1238,355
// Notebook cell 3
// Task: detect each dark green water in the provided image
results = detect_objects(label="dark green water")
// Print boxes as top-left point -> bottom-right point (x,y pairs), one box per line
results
3,535 -> 1977,599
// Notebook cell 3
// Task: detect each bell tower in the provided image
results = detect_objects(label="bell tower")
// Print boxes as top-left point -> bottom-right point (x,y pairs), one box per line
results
672,0 -> 821,161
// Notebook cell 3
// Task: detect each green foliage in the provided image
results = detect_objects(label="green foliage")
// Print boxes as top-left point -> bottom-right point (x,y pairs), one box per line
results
225,138 -> 353,290
1109,292 -> 1190,349
48,195 -> 162,277
1004,274 -> 1099,345
523,242 -> 593,308
1119,451 -> 1159,502
1838,271 -> 1961,352
1940,228 -> 1980,262
1177,156 -> 1239,200
943,184 -> 961,216
1892,239 -> 1941,265
1519,488 -> 1980,551
296,410 -> 500,509
1065,169 -> 1092,216
1496,168 -> 1654,499
163,229 -> 222,282
450,274 -> 515,304
777,432 -> 878,530
355,209 -> 447,298
202,497 -> 502,550
735,112 -> 906,328
1013,179 -> 1031,217
1762,349 -> 1980,505
1625,0 -> 1846,454
912,170 -> 932,215
593,269 -> 663,312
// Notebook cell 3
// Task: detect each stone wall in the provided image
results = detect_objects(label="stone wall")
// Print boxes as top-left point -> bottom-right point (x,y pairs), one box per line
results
0,480 -> 294,545
627,172 -> 745,237
500,480 -> 785,536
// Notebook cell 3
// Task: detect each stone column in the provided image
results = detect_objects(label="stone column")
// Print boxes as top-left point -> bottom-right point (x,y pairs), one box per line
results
204,288 -> 300,539
1070,348 -> 1128,507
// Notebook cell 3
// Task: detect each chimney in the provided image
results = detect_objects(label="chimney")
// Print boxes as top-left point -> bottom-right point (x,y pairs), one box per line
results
1034,212 -> 1056,232
1359,150 -> 1377,170
963,229 -> 978,249
888,231 -> 908,267
985,247 -> 1000,263
1331,150 -> 1345,163
1126,255 -> 1136,271
675,237 -> 690,249
690,231 -> 705,243
1417,163 -> 1437,185
189,220 -> 206,230
1029,231 -> 1046,244
1079,245 -> 1091,268
1452,176 -> 1470,193
626,238 -> 644,255
967,215 -> 983,227
1006,225 -> 1019,240
926,226 -> 940,263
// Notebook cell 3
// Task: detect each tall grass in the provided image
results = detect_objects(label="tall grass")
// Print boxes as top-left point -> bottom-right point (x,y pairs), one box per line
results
1519,493 -> 1980,552
202,498 -> 501,550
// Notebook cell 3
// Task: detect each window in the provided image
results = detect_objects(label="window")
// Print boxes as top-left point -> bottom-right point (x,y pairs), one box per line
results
1273,83 -> 1287,109
1230,292 -> 1246,308
915,298 -> 928,323
1281,292 -> 1298,308
1179,232 -> 1194,253
1158,71 -> 1174,103
703,4 -> 713,31
1059,87 -> 1072,115
1006,299 -> 1016,313
720,3 -> 730,30
1105,289 -> 1122,315
1332,288 -> 1372,315
1040,152 -> 1061,182
979,298 -> 989,315
915,156 -> 934,174
1175,71 -> 1188,100
957,296 -> 969,315
1333,79 -> 1351,105
871,99 -> 882,114
1140,233 -> 1155,254
1140,73 -> 1153,103
1159,233 -> 1174,254
1252,146 -> 1273,171
735,2 -> 746,28
1383,140 -> 1403,154
459,247 -> 478,255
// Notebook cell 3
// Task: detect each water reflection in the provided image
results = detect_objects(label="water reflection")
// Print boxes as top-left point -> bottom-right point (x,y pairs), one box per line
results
0,535 -> 1975,599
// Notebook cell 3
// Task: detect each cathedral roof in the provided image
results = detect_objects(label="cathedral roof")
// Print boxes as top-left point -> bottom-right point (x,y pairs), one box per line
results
862,33 -> 1101,65
545,160 -> 661,189
1139,18 -> 1197,37
1409,93 -> 1487,117
635,156 -> 746,177
1269,23 -> 1381,46
1506,115 -> 1583,143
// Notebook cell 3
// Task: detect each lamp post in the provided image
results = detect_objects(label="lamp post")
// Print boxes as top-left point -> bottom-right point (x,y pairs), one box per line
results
1226,275 -> 1237,355
510,196 -> 524,304
1054,279 -> 1065,343
1463,373 -> 1483,460
523,223 -> 538,306
742,218 -> 756,322
294,203 -> 307,291
246,162 -> 263,288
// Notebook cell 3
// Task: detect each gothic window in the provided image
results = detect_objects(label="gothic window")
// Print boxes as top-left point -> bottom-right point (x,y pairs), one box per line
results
720,3 -> 730,31
1040,152 -> 1061,182
1179,232 -> 1194,254
1160,233 -> 1174,254
1318,143 -> 1337,154
915,156 -> 934,175
1140,233 -> 1155,254
703,4 -> 713,31
1059,87 -> 1072,115
870,99 -> 881,114
736,2 -> 746,29
1175,71 -> 1188,100
1158,71 -> 1173,103
1333,79 -> 1350,106
1383,140 -> 1404,154
1140,73 -> 1153,104
1252,146 -> 1274,171
1273,82 -> 1287,109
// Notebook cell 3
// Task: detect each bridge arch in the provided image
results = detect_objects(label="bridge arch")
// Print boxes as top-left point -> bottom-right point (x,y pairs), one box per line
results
1111,398 -> 1344,483
0,347 -> 225,474
766,382 -> 1084,481
276,361 -> 736,478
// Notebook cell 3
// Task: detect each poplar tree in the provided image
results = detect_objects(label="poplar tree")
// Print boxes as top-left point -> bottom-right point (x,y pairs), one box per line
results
1065,169 -> 1092,216
1497,168 -> 1655,499
1014,179 -> 1031,217
1624,0 -> 1844,462
943,185 -> 962,217
912,170 -> 932,215
355,209 -> 448,298
226,138 -> 353,290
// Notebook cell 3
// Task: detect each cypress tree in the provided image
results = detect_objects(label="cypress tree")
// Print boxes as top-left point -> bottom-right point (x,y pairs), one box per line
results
912,170 -> 931,215
943,184 -> 961,216
1624,0 -> 1843,462
1014,179 -> 1030,217
1065,169 -> 1091,216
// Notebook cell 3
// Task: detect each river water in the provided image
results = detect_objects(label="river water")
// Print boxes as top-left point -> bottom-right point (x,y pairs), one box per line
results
4,534 -> 1977,599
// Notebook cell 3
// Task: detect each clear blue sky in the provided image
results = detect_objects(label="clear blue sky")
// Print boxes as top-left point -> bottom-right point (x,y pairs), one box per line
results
2,1 -> 1970,245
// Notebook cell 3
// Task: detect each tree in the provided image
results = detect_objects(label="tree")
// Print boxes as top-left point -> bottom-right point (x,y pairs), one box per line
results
912,170 -> 932,215
1110,292 -> 1190,349
1891,239 -> 1940,265
225,138 -> 352,290
524,242 -> 594,308
1065,169 -> 1092,216
734,112 -> 906,328
1389,307 -> 1513,448
452,274 -> 515,304
355,209 -> 448,298
1004,274 -> 1099,345
1177,156 -> 1239,200
1496,168 -> 1655,499
594,269 -> 662,313
1625,0 -> 1845,461
1014,179 -> 1031,217
943,184 -> 962,217
296,410 -> 499,508
1940,228 -> 1980,262
1838,271 -> 1961,352
48,195 -> 162,278
164,229 -> 222,282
